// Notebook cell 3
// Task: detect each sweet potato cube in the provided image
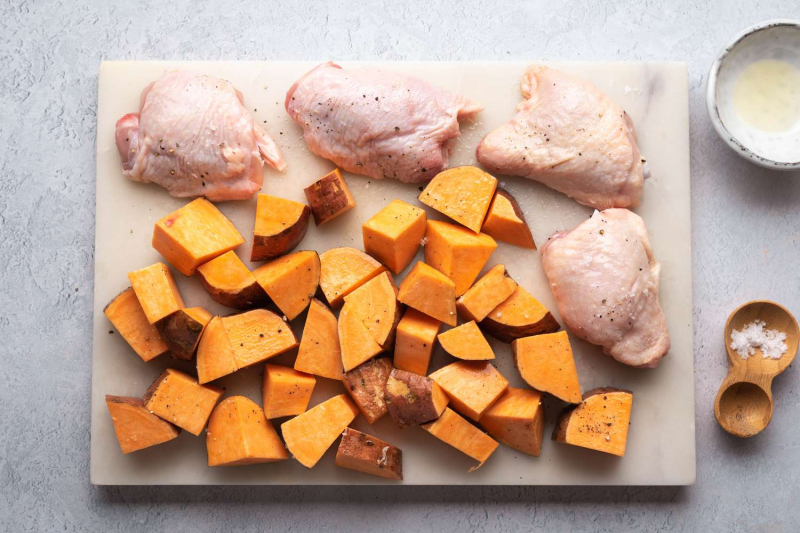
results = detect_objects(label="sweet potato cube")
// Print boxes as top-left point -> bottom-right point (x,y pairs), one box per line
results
456,264 -> 518,322
105,395 -> 179,454
128,262 -> 185,325
385,369 -> 449,427
438,321 -> 494,361
429,361 -> 509,421
157,307 -> 212,360
196,316 -> 238,383
480,387 -> 545,456
397,262 -> 457,326
553,388 -> 633,457
196,251 -> 268,310
152,198 -> 245,276
342,358 -> 393,424
335,428 -> 403,480
319,247 -> 388,308
343,272 -> 399,348
513,331 -> 581,404
481,188 -> 536,249
252,250 -> 320,320
422,408 -> 498,468
424,220 -> 497,296
418,166 -> 498,233
362,199 -> 426,274
251,194 -> 311,261
104,288 -> 169,362
262,364 -> 316,419
143,369 -> 223,435
294,299 -> 343,380
480,285 -> 560,343
281,393 -> 359,468
339,303 -> 384,372
304,168 -> 356,226
206,396 -> 288,466
393,308 -> 441,375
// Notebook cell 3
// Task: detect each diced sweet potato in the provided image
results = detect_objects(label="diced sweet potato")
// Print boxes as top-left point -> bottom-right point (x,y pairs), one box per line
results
481,188 -> 536,249
513,331 -> 581,404
338,303 -> 384,372
196,251 -> 268,310
281,393 -> 359,468
319,247 -> 388,308
206,396 -> 288,466
480,387 -> 545,456
437,321 -> 495,361
252,250 -> 320,320
480,285 -> 560,342
429,361 -> 509,421
553,387 -> 633,457
343,272 -> 399,348
304,168 -> 356,226
424,220 -> 497,296
262,364 -> 316,419
456,264 -> 518,322
128,262 -> 185,325
196,316 -> 238,384
105,395 -> 180,454
335,428 -> 403,480
397,262 -> 457,326
143,369 -> 223,435
157,307 -> 212,361
104,288 -> 169,362
251,194 -> 311,261
422,408 -> 498,469
152,198 -> 245,276
294,298 -> 343,380
385,369 -> 449,428
393,308 -> 441,375
342,358 -> 393,424
418,166 -> 498,233
362,199 -> 426,274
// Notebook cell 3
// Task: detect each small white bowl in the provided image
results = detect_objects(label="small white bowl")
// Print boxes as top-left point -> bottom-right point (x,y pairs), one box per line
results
707,20 -> 800,170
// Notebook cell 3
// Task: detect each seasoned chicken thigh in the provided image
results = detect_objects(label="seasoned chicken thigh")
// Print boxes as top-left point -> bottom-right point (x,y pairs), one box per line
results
115,71 -> 286,201
541,209 -> 669,368
476,66 -> 645,209
286,62 -> 482,183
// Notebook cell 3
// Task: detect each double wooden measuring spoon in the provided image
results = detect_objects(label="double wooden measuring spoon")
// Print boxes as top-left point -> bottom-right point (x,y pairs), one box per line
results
714,301 -> 799,438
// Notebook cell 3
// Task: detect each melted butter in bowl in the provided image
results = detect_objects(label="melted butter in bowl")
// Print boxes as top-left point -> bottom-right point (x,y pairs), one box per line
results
733,59 -> 800,133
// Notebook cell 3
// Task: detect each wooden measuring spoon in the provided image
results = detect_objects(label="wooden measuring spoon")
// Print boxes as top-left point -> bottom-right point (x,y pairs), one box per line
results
714,300 -> 799,438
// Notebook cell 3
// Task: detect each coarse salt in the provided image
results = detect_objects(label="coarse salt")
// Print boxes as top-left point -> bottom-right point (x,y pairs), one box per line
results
730,320 -> 788,359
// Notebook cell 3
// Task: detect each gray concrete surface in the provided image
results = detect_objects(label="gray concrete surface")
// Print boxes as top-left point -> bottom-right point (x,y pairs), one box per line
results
1,0 -> 799,531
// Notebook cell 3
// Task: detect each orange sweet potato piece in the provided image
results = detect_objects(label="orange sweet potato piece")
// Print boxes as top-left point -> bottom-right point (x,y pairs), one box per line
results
338,303 -> 384,372
143,369 -> 223,435
294,298 -> 343,380
397,262 -> 457,326
196,316 -> 238,384
319,247 -> 388,308
262,364 -> 316,419
422,408 -> 498,469
304,168 -> 356,226
481,188 -> 536,249
104,288 -> 169,362
105,395 -> 180,454
479,387 -> 545,456
393,308 -> 441,375
206,396 -> 288,466
418,166 -> 498,233
128,262 -> 185,325
480,285 -> 560,343
424,220 -> 497,296
281,393 -> 360,468
335,428 -> 403,480
513,331 -> 582,404
157,307 -> 212,360
553,387 -> 633,457
385,369 -> 449,428
196,251 -> 268,310
429,361 -> 509,421
343,271 -> 399,348
437,321 -> 495,361
252,250 -> 320,320
251,194 -> 311,261
152,198 -> 245,276
362,199 -> 426,274
342,358 -> 393,424
456,264 -> 518,322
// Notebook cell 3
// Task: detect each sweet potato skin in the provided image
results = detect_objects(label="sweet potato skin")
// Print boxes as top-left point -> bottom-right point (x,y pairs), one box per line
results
342,358 -> 393,424
196,251 -> 268,310
335,427 -> 403,480
384,369 -> 449,428
104,287 -> 169,362
105,395 -> 180,454
157,307 -> 212,360
251,194 -> 311,261
553,387 -> 633,457
206,396 -> 288,466
480,286 -> 560,342
304,168 -> 356,226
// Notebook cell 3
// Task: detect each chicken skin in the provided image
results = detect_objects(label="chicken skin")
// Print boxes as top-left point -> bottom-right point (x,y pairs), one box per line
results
285,62 -> 482,183
115,71 -> 286,201
476,66 -> 645,209
540,209 -> 669,368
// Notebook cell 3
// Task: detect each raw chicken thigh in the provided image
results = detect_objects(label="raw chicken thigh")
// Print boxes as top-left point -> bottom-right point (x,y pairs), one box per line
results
115,71 -> 286,201
476,66 -> 645,209
540,209 -> 669,368
285,62 -> 482,183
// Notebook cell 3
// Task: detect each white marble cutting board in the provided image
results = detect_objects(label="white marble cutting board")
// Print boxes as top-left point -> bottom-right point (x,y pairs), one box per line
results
91,61 -> 693,485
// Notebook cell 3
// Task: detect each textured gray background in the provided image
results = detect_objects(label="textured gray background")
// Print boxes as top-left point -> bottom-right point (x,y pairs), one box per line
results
1,0 -> 799,531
